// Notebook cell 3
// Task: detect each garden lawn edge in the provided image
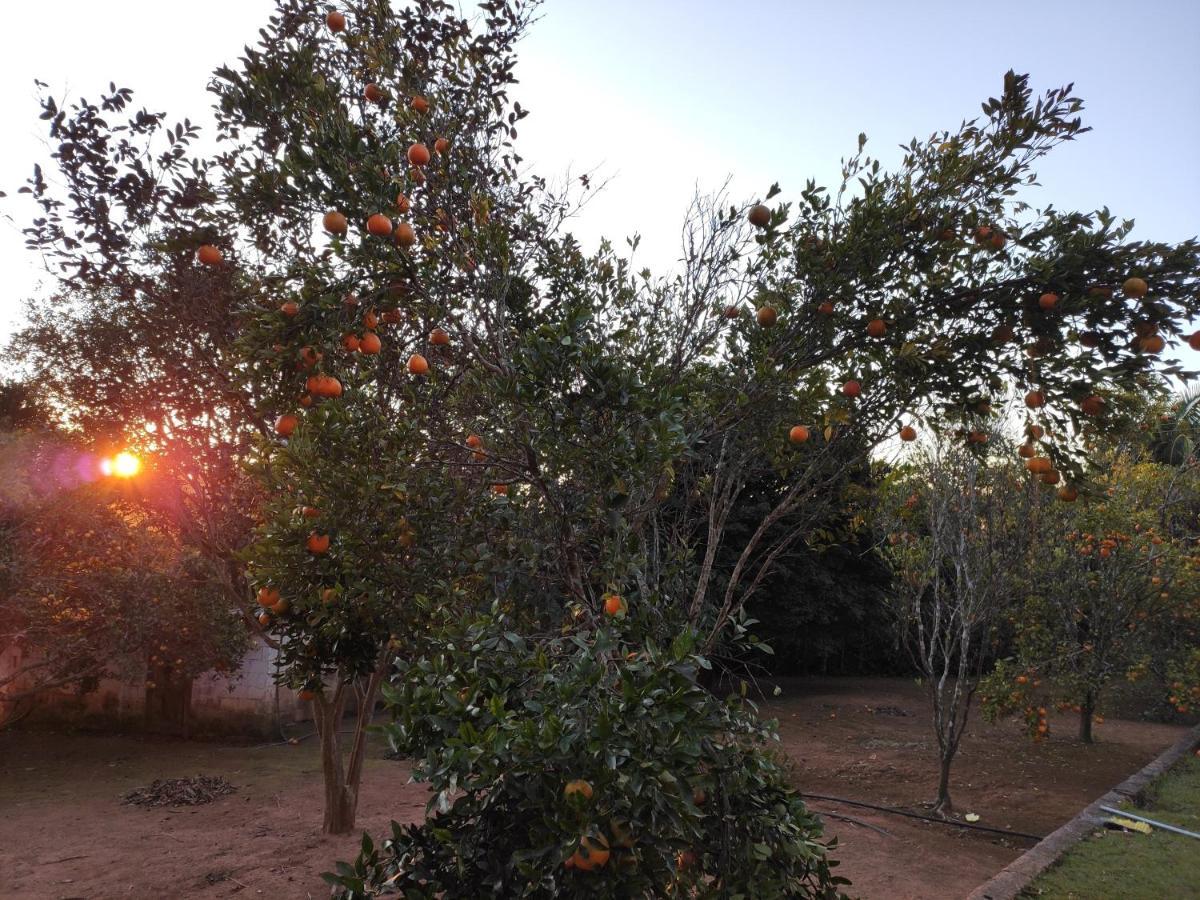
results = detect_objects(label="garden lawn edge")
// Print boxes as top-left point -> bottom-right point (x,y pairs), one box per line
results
966,722 -> 1200,900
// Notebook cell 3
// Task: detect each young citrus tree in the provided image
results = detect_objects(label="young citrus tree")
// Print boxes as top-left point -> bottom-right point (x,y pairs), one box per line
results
982,450 -> 1200,742
878,439 -> 1036,813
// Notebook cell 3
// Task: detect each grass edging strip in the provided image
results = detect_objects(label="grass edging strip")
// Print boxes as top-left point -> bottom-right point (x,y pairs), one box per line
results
964,723 -> 1200,900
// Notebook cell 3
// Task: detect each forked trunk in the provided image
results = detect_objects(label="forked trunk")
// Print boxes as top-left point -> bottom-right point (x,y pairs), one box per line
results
315,664 -> 389,835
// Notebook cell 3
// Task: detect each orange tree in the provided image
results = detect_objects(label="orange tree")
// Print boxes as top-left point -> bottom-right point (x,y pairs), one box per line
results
982,449 -> 1200,743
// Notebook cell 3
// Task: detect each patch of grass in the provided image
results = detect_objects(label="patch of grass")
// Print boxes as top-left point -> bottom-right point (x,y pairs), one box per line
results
1022,753 -> 1200,899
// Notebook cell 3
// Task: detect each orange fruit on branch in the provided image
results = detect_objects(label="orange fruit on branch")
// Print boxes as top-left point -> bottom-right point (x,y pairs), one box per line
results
756,306 -> 777,327
280,300 -> 299,317
366,213 -> 393,236
841,379 -> 861,398
359,332 -> 382,355
748,204 -> 771,228
323,211 -> 348,234
275,414 -> 299,437
197,244 -> 222,265
569,833 -> 610,872
341,333 -> 361,352
257,586 -> 281,608
1038,292 -> 1059,310
407,353 -> 430,375
817,301 -> 835,316
306,533 -> 330,555
407,143 -> 431,167
899,425 -> 917,442
1080,395 -> 1104,416
867,318 -> 887,337
430,327 -> 450,346
410,95 -> 429,113
364,83 -> 385,104
465,434 -> 484,450
1058,486 -> 1078,502
789,425 -> 810,444
433,137 -> 450,154
326,10 -> 345,32
1024,390 -> 1045,409
394,222 -> 416,247
564,779 -> 593,801
1122,277 -> 1148,299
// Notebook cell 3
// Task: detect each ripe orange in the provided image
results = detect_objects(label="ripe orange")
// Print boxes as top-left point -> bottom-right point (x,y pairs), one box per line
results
842,379 -> 861,398
789,425 -> 810,444
1040,470 -> 1061,485
342,333 -> 361,352
1024,390 -> 1045,409
1018,443 -> 1036,459
257,612 -> 270,626
323,211 -> 348,234
395,192 -> 411,213
677,849 -> 697,870
407,143 -> 431,167
306,532 -> 330,554
817,301 -> 835,316
1058,486 -> 1078,502
257,586 -> 281,607
491,483 -> 509,496
1122,277 -> 1148,299
430,327 -> 450,346
407,353 -> 430,375
748,204 -> 771,228
1080,395 -> 1104,416
465,434 -> 484,450
564,779 -> 593,801
756,306 -> 777,327
275,414 -> 299,437
1138,334 -> 1165,354
974,225 -> 993,243
280,300 -> 299,317
1016,675 -> 1028,685
395,222 -> 416,247
1026,457 -> 1052,475
321,588 -> 336,604
363,309 -> 379,331
989,232 -> 1006,250
299,346 -> 322,369
197,244 -> 222,265
722,304 -> 741,318
867,318 -> 887,337
900,425 -> 917,442
434,137 -> 450,154
299,393 -> 313,407
300,506 -> 320,519
604,594 -> 625,616
271,598 -> 290,615
1038,292 -> 1058,310
364,83 -> 385,104
570,833 -> 610,872
326,10 -> 345,32
366,213 -> 393,236
411,95 -> 429,113
359,332 -> 382,355
306,374 -> 343,398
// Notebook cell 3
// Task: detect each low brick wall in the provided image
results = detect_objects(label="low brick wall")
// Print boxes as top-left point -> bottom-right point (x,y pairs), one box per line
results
966,723 -> 1200,900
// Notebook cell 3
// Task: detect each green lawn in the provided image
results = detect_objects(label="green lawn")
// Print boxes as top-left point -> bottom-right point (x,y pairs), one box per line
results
1022,753 -> 1200,899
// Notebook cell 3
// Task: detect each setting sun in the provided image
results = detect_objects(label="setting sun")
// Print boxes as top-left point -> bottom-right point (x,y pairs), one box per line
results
110,451 -> 141,478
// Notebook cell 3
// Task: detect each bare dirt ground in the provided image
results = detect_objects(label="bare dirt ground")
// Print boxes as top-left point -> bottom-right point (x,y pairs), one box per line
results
0,677 -> 1187,899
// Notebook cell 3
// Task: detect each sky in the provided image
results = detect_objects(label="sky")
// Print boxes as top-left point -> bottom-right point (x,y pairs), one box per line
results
2,0 -> 1198,366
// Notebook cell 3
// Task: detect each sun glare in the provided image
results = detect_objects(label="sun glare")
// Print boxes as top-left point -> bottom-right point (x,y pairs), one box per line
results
111,451 -> 141,478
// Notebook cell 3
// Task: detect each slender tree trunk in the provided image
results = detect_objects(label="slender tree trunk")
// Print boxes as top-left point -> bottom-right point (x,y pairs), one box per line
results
933,753 -> 954,815
1079,691 -> 1095,744
316,663 -> 390,835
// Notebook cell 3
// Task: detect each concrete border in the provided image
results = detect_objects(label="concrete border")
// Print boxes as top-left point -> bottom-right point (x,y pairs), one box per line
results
965,723 -> 1200,900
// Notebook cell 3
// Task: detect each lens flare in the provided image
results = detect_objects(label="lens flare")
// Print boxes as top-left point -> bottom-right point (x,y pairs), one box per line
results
111,452 -> 141,478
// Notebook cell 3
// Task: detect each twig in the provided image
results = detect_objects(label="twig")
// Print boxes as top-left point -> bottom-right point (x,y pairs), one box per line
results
820,810 -> 894,838
43,855 -> 89,865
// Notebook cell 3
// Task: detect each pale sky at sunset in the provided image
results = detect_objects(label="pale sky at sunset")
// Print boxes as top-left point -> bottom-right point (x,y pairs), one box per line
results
2,1 -> 1198,368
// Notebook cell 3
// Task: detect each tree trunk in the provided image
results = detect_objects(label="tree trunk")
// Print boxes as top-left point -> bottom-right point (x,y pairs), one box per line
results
932,754 -> 954,815
1079,692 -> 1095,744
315,663 -> 390,835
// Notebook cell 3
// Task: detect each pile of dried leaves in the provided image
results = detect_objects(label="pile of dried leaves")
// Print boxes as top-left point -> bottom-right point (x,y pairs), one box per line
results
122,775 -> 236,808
